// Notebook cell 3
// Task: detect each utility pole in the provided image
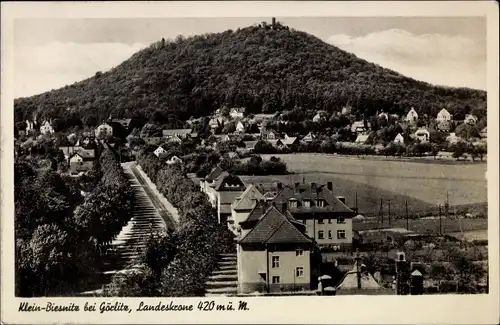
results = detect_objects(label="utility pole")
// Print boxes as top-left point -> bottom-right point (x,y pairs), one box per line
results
355,192 -> 358,213
439,204 -> 442,235
355,249 -> 361,289
388,201 -> 391,225
444,191 -> 449,234
405,201 -> 409,231
380,199 -> 384,224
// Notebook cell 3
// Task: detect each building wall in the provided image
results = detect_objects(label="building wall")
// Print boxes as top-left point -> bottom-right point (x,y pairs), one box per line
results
95,124 -> 113,137
69,158 -> 93,173
40,125 -> 54,135
296,217 -> 352,247
238,246 -> 311,293
230,209 -> 252,227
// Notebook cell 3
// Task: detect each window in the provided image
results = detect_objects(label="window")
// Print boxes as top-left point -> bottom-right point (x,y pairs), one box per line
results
318,218 -> 324,224
296,249 -> 303,256
289,199 -> 297,208
316,200 -> 325,207
337,217 -> 346,224
272,276 -> 280,284
303,200 -> 310,208
328,230 -> 332,239
272,256 -> 280,268
296,267 -> 304,278
337,230 -> 346,239
328,219 -> 332,224
318,231 -> 324,239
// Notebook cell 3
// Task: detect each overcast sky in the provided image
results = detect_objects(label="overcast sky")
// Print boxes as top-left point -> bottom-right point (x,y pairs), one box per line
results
14,17 -> 486,98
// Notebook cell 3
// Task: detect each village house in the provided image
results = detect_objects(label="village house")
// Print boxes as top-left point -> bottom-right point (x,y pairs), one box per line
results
282,134 -> 299,146
209,116 -> 227,130
341,105 -> 352,115
394,133 -> 405,144
355,134 -> 369,144
243,140 -> 258,151
236,121 -> 246,133
59,146 -> 85,161
405,108 -> 418,123
154,146 -> 166,158
111,118 -> 132,130
378,112 -> 389,120
436,120 -> 452,133
237,204 -> 314,294
351,121 -> 366,134
446,132 -> 464,145
313,112 -> 325,123
162,128 -> 193,140
165,155 -> 183,165
95,122 -> 113,138
40,120 -> 54,135
212,173 -> 247,224
68,149 -> 95,175
261,129 -> 279,140
301,132 -> 316,143
200,166 -> 224,207
229,185 -> 264,234
464,114 -> 478,125
414,128 -> 430,143
230,107 -> 246,119
25,120 -> 36,132
436,108 -> 452,122
271,182 -> 356,250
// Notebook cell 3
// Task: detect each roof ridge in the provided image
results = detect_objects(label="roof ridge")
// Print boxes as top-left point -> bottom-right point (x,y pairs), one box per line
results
238,205 -> 275,243
262,219 -> 287,244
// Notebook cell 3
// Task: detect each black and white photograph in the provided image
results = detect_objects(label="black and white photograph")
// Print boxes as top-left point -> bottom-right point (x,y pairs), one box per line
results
1,1 -> 499,324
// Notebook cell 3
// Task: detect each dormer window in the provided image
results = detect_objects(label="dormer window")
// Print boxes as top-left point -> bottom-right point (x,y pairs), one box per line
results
316,199 -> 325,207
303,200 -> 310,208
289,199 -> 297,208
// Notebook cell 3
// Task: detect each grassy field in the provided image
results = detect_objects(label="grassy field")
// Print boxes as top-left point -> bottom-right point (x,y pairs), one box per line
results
352,218 -> 488,235
260,153 -> 487,207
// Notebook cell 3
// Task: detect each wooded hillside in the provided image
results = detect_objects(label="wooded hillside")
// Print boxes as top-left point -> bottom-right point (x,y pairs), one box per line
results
15,20 -> 487,128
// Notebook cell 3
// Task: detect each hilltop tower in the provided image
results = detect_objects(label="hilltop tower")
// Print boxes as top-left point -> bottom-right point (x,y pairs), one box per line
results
272,17 -> 276,29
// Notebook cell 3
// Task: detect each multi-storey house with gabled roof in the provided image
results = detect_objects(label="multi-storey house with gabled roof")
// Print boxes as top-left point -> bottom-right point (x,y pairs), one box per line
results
271,182 -> 356,251
237,204 -> 314,294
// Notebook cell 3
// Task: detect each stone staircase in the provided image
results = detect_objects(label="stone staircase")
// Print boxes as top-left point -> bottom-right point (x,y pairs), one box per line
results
205,253 -> 238,297
77,164 -> 167,296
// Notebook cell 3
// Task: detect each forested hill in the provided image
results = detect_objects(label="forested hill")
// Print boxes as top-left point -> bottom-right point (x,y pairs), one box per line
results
15,20 -> 486,127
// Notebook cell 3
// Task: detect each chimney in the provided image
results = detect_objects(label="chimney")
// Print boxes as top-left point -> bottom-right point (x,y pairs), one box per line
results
281,202 -> 287,212
327,182 -> 333,191
311,182 -> 317,191
277,182 -> 283,190
337,196 -> 346,204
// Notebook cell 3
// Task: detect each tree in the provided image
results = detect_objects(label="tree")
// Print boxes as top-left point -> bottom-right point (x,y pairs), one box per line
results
451,142 -> 467,160
430,143 -> 440,159
475,145 -> 487,161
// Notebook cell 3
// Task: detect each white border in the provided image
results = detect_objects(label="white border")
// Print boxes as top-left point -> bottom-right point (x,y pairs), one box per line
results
1,2 -> 499,324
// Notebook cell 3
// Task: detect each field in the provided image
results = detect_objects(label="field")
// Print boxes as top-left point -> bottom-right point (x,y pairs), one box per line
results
260,153 -> 486,202
352,218 -> 488,235
239,153 -> 487,219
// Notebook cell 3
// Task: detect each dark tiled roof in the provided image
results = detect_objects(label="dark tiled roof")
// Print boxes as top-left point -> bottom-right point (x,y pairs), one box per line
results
239,206 -> 311,245
272,184 -> 354,214
205,166 -> 224,182
214,173 -> 246,192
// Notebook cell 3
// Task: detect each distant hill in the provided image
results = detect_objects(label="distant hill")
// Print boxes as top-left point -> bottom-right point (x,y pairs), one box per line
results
14,20 -> 487,129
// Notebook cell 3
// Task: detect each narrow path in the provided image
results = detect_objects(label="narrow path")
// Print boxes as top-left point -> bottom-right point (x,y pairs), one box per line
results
129,162 -> 178,228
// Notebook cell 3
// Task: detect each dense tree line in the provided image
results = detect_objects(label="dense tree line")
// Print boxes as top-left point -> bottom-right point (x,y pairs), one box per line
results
104,152 -> 234,296
14,21 -> 486,131
15,149 -> 134,296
